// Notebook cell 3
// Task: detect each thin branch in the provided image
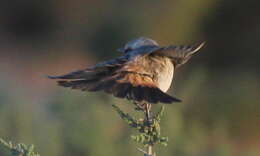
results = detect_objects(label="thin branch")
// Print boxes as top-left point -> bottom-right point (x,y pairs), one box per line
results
144,103 -> 154,156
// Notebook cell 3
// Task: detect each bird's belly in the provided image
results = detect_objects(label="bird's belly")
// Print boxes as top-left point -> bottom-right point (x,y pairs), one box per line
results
156,58 -> 174,92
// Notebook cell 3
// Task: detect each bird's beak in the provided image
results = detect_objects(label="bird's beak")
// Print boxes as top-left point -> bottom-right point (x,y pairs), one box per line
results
117,47 -> 125,53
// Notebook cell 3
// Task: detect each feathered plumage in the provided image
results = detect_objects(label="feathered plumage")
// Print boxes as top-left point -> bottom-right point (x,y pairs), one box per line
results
48,37 -> 204,104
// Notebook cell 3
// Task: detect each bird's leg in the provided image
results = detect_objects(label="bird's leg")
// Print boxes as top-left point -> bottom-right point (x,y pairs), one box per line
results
144,103 -> 151,123
134,102 -> 154,156
134,101 -> 147,111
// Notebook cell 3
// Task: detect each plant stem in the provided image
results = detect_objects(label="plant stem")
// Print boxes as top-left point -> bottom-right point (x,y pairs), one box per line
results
147,145 -> 153,156
144,103 -> 153,156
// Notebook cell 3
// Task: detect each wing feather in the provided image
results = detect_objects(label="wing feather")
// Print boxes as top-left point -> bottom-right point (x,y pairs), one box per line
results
48,45 -> 183,104
47,55 -> 129,80
151,42 -> 205,67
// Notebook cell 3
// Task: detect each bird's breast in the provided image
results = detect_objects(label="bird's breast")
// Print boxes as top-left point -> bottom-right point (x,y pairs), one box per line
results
126,55 -> 174,92
155,57 -> 174,92
142,55 -> 174,92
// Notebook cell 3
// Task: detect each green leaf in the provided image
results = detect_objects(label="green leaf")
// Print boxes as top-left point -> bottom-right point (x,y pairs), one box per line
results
0,138 -> 40,156
154,106 -> 165,123
112,105 -> 140,128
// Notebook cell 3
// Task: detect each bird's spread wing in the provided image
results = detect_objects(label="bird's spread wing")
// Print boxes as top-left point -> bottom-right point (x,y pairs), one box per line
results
47,45 -> 159,80
48,55 -> 129,80
150,42 -> 205,67
48,49 -> 180,104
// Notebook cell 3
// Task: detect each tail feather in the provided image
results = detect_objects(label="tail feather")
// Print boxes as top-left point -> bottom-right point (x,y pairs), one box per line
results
104,82 -> 181,104
107,83 -> 131,98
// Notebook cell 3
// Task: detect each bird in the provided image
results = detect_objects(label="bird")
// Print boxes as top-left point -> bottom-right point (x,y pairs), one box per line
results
48,37 -> 204,104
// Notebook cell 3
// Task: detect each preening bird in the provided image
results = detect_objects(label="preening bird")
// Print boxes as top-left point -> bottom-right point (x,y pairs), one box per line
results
48,37 -> 204,104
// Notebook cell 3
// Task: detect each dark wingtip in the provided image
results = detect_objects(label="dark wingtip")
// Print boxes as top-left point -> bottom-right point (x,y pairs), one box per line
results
174,98 -> 182,102
171,97 -> 182,103
161,95 -> 182,104
46,75 -> 59,79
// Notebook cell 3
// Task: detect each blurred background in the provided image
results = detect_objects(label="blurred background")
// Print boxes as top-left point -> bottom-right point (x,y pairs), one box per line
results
0,0 -> 259,156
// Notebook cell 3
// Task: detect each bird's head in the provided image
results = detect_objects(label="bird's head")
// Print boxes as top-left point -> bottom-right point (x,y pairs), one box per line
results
117,37 -> 159,53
